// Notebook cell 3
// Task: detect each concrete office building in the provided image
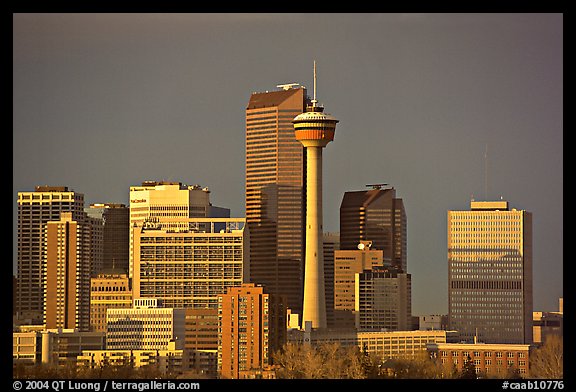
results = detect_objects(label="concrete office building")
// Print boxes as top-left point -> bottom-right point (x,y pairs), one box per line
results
17,186 -> 85,324
293,62 -> 339,329
129,181 -> 230,278
355,267 -> 412,331
44,211 -> 103,331
106,298 -> 186,351
340,186 -> 407,272
419,314 -> 449,331
448,200 -> 533,344
218,284 -> 286,379
86,203 -> 129,273
245,84 -> 309,317
288,326 -> 459,360
13,328 -> 105,366
132,218 -> 248,310
77,347 -> 184,374
90,271 -> 132,333
533,297 -> 563,345
333,241 -> 385,329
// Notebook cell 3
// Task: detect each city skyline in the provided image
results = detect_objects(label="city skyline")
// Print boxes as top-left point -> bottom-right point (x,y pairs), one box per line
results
13,13 -> 563,316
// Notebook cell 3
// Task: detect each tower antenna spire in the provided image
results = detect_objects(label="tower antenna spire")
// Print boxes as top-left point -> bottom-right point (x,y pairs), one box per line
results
312,60 -> 318,107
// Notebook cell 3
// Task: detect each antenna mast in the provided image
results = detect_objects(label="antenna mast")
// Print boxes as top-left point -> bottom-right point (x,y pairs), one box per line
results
312,60 -> 318,107
484,143 -> 488,200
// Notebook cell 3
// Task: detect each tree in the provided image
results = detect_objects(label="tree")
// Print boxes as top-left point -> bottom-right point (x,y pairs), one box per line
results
530,335 -> 563,379
380,352 -> 450,379
460,355 -> 477,379
273,342 -> 366,379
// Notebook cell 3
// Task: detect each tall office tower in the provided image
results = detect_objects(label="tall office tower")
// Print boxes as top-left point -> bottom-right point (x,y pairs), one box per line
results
448,200 -> 533,344
293,63 -> 339,330
17,186 -> 85,324
132,218 -> 248,309
333,241 -> 385,329
86,203 -> 129,273
106,298 -> 186,351
217,283 -> 286,379
340,186 -> 407,272
355,266 -> 412,331
323,232 -> 340,328
90,271 -> 132,333
129,181 -> 230,278
246,84 -> 309,317
44,212 -> 103,331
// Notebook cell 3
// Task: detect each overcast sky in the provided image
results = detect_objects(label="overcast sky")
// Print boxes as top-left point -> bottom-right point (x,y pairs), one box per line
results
13,13 -> 563,315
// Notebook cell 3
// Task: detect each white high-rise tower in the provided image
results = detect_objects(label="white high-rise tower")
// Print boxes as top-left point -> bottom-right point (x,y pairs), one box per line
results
292,62 -> 338,329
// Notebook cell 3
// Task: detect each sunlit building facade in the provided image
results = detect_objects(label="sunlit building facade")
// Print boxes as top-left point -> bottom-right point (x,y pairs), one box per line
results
129,181 -> 230,279
44,211 -> 103,331
17,186 -> 85,324
448,200 -> 533,344
132,218 -> 248,310
218,283 -> 286,379
245,86 -> 309,316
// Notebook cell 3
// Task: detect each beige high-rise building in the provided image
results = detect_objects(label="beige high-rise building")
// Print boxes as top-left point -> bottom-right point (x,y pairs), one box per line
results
132,218 -> 248,310
129,181 -> 229,278
448,200 -> 533,344
106,298 -> 186,351
355,267 -> 411,331
245,85 -> 309,317
90,271 -> 132,333
333,242 -> 384,329
44,211 -> 103,331
17,186 -> 85,323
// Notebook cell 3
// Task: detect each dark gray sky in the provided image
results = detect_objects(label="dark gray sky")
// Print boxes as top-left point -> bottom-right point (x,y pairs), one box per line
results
13,13 -> 563,315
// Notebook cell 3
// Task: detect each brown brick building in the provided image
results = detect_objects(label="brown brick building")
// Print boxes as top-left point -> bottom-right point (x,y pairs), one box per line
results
217,284 -> 286,379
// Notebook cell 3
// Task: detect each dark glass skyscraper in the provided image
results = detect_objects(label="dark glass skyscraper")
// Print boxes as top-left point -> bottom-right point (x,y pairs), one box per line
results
339,186 -> 407,272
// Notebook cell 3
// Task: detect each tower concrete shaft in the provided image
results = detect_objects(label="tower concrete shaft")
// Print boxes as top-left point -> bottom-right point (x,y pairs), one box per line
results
302,145 -> 326,329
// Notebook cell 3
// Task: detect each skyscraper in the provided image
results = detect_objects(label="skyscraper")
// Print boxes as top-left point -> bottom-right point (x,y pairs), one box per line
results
17,186 -> 85,324
132,218 -> 248,310
86,203 -> 129,274
355,267 -> 412,331
245,85 -> 309,316
44,211 -> 103,331
340,186 -> 407,272
448,200 -> 533,344
129,181 -> 230,278
217,283 -> 286,379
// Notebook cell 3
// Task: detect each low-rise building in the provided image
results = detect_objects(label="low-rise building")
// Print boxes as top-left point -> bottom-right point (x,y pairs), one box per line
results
427,342 -> 532,377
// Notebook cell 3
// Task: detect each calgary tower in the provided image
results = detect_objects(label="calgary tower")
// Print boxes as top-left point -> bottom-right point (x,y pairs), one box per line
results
293,62 -> 339,329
